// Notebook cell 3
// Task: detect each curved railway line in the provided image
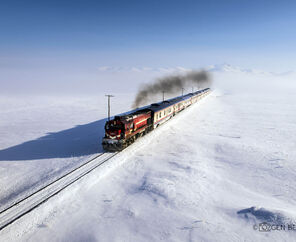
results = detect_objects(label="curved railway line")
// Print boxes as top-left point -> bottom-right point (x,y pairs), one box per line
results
0,89 -> 211,232
0,152 -> 119,231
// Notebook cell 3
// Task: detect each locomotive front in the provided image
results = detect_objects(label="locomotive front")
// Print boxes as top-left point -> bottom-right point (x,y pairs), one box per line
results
102,116 -> 126,150
102,110 -> 152,151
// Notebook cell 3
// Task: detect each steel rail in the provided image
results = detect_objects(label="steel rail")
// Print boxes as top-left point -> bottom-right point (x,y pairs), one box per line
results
0,153 -> 105,215
0,152 -> 118,231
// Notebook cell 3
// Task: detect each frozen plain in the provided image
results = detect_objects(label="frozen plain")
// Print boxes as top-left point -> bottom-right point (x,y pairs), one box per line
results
0,68 -> 296,241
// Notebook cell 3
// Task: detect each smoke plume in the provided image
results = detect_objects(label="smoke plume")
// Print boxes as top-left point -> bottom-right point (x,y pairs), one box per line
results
132,70 -> 211,108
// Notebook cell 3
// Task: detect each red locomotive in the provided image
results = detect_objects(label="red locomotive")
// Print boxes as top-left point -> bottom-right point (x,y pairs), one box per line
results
103,109 -> 153,150
102,88 -> 211,151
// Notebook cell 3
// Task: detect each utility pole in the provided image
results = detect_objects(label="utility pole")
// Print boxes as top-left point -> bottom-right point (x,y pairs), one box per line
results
105,95 -> 114,121
182,88 -> 184,96
162,91 -> 165,101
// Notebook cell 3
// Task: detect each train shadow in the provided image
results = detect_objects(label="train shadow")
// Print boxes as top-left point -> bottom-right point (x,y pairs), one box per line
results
0,118 -> 107,161
0,106 -> 146,161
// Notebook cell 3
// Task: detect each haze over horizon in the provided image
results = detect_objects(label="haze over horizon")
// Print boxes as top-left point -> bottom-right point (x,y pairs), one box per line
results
1,0 -> 296,95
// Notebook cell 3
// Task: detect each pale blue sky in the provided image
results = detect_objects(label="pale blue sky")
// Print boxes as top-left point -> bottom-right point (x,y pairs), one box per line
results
1,0 -> 296,94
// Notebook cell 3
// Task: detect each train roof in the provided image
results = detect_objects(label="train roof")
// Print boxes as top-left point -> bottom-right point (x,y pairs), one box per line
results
110,88 -> 210,120
115,108 -> 152,121
149,98 -> 180,112
148,88 -> 210,112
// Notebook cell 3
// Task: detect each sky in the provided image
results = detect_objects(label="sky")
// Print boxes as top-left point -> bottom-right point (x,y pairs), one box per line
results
1,0 -> 296,95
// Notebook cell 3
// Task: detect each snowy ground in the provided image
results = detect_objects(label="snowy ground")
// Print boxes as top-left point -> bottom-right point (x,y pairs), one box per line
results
0,68 -> 296,241
0,94 -> 132,210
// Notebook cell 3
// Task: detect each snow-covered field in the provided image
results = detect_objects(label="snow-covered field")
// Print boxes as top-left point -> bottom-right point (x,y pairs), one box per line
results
0,94 -> 132,210
0,67 -> 296,241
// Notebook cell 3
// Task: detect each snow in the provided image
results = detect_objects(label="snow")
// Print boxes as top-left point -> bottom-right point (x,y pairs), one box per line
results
0,67 -> 296,241
0,94 -> 132,211
96,64 -> 296,78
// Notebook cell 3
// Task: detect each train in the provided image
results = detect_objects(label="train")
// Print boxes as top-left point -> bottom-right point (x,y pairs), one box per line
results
102,88 -> 211,151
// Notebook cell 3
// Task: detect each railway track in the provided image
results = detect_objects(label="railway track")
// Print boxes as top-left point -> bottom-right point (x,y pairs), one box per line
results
0,91 -> 211,231
0,152 -> 118,231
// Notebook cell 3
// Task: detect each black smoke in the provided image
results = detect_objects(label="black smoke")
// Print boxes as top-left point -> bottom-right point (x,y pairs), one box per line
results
132,70 -> 211,108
